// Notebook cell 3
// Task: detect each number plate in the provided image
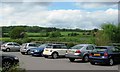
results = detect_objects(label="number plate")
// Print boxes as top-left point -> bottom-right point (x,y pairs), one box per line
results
94,54 -> 100,56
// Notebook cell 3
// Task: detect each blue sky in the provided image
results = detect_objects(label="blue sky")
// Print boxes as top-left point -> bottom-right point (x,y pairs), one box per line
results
48,2 -> 79,10
0,2 -> 119,29
48,2 -> 118,11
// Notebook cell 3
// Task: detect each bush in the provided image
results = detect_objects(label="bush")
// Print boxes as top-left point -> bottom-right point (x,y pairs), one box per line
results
68,32 -> 79,36
66,42 -> 76,48
9,27 -> 26,39
49,31 -> 61,38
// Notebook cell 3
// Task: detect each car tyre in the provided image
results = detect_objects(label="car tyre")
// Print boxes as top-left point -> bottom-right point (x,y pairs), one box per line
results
82,55 -> 89,62
109,58 -> 114,66
44,56 -> 48,58
21,52 -> 25,55
52,53 -> 58,59
90,61 -> 95,65
6,48 -> 10,52
2,60 -> 12,69
27,50 -> 31,55
69,58 -> 75,62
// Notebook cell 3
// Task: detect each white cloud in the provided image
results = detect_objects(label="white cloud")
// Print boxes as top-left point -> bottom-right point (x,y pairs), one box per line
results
75,2 -> 118,9
0,2 -> 118,30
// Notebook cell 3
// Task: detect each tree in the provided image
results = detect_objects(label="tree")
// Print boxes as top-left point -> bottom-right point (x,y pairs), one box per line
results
9,27 -> 26,39
101,23 -> 120,43
49,31 -> 61,38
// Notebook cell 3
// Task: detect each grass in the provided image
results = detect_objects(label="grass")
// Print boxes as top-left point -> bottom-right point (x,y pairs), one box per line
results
1,31 -> 95,44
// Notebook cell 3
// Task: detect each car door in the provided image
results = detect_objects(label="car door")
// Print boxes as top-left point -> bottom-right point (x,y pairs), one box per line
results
60,45 -> 68,55
111,47 -> 120,62
0,51 -> 2,67
7,43 -> 14,51
13,43 -> 20,51
53,45 -> 62,55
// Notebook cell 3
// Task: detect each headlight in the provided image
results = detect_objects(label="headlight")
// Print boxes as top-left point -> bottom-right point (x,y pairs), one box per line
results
34,50 -> 38,52
14,57 -> 19,60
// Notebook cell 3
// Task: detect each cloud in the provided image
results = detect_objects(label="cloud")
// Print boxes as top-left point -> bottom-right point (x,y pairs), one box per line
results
75,2 -> 118,9
0,2 -> 118,30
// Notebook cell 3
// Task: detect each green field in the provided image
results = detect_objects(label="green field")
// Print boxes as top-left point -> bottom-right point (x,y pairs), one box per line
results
1,31 -> 95,45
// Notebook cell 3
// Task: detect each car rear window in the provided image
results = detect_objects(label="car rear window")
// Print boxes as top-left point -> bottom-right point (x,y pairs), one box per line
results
46,45 -> 52,48
29,44 -> 37,47
71,45 -> 83,49
94,47 -> 107,52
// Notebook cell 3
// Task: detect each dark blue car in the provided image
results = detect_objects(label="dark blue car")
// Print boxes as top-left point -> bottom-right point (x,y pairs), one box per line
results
89,46 -> 120,66
30,44 -> 48,56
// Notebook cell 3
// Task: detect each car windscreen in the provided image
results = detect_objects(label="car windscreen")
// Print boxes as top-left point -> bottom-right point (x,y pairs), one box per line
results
94,47 -> 107,52
39,44 -> 47,48
71,45 -> 83,49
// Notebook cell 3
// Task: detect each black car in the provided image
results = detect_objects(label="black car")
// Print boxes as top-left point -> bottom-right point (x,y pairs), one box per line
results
0,52 -> 19,70
89,46 -> 120,66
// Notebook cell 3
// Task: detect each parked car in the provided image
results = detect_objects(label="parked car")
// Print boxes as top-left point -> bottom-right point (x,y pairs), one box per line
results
43,43 -> 68,59
65,44 -> 96,62
20,43 -> 39,55
1,42 -> 21,52
0,51 -> 19,70
89,46 -> 120,66
30,44 -> 48,56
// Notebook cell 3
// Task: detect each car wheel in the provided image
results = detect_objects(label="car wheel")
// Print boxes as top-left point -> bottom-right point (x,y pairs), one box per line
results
44,56 -> 48,58
52,53 -> 58,59
6,48 -> 10,52
83,55 -> 89,62
69,58 -> 75,62
27,50 -> 31,55
90,61 -> 95,65
2,60 -> 12,69
109,58 -> 114,66
21,52 -> 25,55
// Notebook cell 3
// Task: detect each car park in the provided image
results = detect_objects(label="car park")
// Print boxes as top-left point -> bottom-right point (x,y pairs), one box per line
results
1,42 -> 21,52
0,51 -> 19,70
89,46 -> 120,66
30,44 -> 48,56
43,43 -> 68,59
65,44 -> 96,62
20,43 -> 39,55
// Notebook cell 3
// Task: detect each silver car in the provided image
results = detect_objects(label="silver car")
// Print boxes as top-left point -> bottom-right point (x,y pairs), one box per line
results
65,44 -> 96,62
20,43 -> 38,55
1,42 -> 21,52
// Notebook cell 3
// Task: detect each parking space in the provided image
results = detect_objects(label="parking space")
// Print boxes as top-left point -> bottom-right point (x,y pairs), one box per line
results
2,52 -> 118,70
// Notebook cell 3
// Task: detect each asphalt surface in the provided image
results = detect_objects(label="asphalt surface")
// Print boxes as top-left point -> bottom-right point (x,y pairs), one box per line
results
2,52 -> 119,70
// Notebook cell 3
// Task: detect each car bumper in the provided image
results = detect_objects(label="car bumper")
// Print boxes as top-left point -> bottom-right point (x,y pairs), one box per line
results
1,49 -> 6,51
65,54 -> 82,59
20,49 -> 28,52
89,58 -> 109,64
31,52 -> 42,56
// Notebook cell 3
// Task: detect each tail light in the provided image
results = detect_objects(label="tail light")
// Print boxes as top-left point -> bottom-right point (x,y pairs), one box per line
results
66,50 -> 69,53
75,50 -> 81,53
1,45 -> 5,47
89,53 -> 92,56
104,52 -> 108,57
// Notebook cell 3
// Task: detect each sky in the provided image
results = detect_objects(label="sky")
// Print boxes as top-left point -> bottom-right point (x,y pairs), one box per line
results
0,0 -> 119,29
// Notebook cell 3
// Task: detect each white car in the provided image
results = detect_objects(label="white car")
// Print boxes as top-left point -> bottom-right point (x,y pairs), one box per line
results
1,42 -> 21,52
20,43 -> 38,55
43,43 -> 68,59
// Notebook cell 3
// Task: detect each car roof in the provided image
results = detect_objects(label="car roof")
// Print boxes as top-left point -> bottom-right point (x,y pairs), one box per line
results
96,46 -> 114,49
6,42 -> 17,44
77,44 -> 95,46
23,43 -> 36,44
47,43 -> 65,46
